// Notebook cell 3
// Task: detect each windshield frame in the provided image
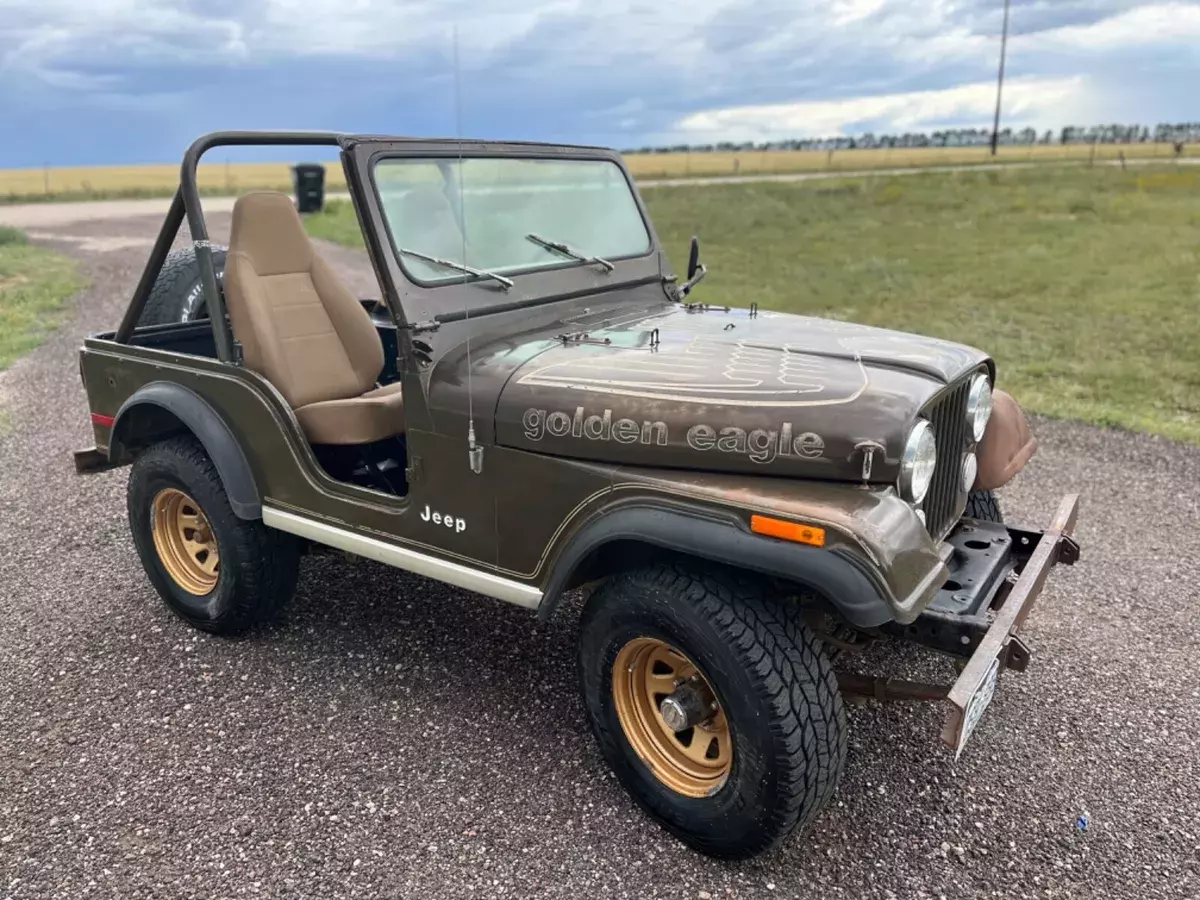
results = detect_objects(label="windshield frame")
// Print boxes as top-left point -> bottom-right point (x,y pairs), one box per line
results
368,148 -> 657,291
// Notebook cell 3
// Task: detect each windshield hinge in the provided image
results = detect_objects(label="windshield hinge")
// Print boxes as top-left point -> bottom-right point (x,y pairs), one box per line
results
231,339 -> 245,367
401,320 -> 441,335
662,275 -> 684,302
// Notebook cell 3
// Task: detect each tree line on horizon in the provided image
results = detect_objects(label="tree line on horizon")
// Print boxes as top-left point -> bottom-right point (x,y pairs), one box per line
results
624,122 -> 1200,155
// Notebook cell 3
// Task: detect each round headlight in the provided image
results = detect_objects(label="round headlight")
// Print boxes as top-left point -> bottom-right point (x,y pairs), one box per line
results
900,420 -> 937,504
967,373 -> 993,442
962,452 -> 978,492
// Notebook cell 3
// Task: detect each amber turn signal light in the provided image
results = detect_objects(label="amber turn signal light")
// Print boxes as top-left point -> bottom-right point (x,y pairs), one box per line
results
750,515 -> 826,547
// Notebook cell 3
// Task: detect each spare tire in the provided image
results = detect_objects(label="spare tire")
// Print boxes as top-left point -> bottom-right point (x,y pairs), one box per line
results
138,246 -> 227,326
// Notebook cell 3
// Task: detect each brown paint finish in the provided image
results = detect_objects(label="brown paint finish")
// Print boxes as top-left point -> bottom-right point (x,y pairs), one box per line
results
598,465 -> 949,619
492,303 -> 989,483
75,131 -> 1063,635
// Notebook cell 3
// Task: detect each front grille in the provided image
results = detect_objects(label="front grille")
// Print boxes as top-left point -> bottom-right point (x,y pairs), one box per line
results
922,377 -> 972,540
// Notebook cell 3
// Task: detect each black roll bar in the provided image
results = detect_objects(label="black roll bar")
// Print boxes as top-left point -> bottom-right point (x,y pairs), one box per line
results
116,131 -> 345,363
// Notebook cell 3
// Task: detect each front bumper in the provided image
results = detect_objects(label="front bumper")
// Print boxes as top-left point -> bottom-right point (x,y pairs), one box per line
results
847,494 -> 1081,755
940,494 -> 1080,755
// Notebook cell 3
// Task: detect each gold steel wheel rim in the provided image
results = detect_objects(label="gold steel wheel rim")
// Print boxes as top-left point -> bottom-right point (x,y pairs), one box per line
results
151,488 -> 219,596
612,637 -> 732,797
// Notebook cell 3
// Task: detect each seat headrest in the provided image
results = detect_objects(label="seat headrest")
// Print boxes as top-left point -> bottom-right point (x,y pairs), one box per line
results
229,192 -> 314,276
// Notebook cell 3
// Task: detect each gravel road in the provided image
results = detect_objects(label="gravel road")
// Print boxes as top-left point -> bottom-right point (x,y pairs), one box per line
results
1,211 -> 1197,900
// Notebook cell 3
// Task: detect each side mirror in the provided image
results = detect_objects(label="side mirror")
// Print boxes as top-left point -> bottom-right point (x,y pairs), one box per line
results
678,235 -> 707,299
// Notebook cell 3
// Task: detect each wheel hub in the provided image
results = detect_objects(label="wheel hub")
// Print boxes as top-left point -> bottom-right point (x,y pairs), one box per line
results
151,488 -> 219,596
659,679 -> 716,733
612,637 -> 732,797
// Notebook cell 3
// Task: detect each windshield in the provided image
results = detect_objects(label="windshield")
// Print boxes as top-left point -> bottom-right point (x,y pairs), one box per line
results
374,156 -> 652,285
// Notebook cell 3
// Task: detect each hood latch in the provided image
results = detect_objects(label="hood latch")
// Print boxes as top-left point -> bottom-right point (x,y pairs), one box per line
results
854,440 -> 886,483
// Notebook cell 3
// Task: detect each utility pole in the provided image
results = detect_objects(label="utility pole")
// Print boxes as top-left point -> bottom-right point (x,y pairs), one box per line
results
990,0 -> 1012,156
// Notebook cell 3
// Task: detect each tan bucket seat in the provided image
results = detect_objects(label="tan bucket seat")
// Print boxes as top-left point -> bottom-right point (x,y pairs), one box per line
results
223,192 -> 404,445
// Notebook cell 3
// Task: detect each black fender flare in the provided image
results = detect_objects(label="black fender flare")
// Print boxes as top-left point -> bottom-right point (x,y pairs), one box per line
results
536,505 -> 895,628
110,382 -> 262,519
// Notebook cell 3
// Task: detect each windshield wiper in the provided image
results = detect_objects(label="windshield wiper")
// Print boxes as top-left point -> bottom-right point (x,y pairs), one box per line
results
525,234 -> 614,273
397,247 -> 513,291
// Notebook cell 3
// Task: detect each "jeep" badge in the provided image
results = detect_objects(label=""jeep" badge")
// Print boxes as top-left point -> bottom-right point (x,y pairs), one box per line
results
420,505 -> 466,533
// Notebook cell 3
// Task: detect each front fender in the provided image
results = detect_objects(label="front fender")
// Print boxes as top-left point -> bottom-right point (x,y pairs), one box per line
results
110,381 -> 262,519
537,501 -> 948,628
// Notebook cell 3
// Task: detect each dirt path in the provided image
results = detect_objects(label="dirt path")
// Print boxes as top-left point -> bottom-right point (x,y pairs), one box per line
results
1,213 -> 1197,900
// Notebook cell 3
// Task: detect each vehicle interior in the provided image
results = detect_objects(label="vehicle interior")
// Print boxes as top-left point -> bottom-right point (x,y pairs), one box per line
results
113,135 -> 651,502
127,190 -> 411,496
223,191 -> 409,494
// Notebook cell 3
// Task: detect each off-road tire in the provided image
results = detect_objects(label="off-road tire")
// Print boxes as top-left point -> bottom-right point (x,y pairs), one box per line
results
127,436 -> 299,635
578,562 -> 846,858
137,246 -> 227,326
965,489 -> 1003,522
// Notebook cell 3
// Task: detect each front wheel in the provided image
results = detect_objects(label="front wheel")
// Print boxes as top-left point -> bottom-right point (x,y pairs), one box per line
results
578,563 -> 846,858
127,436 -> 299,635
964,489 -> 1003,522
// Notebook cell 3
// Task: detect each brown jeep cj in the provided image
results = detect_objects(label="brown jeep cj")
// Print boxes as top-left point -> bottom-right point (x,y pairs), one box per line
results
75,132 -> 1079,859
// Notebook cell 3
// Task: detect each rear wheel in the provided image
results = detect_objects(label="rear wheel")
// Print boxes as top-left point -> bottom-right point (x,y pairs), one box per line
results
964,489 -> 1003,523
578,562 -> 846,858
128,436 -> 299,634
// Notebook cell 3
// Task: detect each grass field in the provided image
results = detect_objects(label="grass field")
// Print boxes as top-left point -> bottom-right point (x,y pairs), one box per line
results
623,140 -> 1194,179
0,227 -> 83,371
304,165 -> 1200,444
0,162 -> 350,204
2,142 -> 1195,204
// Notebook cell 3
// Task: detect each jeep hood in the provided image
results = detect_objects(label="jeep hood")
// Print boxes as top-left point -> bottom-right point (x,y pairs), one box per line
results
494,305 -> 990,482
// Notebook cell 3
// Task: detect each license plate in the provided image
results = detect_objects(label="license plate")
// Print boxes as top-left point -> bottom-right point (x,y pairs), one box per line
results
954,655 -> 1001,759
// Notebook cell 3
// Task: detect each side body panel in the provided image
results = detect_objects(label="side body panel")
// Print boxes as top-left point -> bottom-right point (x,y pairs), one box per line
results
78,132 -> 967,628
81,341 -> 498,569
82,339 -> 948,627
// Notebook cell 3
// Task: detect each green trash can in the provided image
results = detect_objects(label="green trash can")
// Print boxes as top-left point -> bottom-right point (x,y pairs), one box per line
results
292,164 -> 326,214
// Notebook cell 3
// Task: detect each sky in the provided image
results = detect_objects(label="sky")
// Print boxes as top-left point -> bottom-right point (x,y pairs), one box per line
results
0,0 -> 1198,168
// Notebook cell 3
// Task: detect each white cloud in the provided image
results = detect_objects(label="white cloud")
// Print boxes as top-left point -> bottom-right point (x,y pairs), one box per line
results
675,77 -> 1087,141
1021,1 -> 1200,49
0,0 -> 1198,160
0,0 -> 248,81
830,0 -> 888,26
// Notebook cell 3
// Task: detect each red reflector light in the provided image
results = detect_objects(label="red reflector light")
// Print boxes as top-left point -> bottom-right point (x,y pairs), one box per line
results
750,515 -> 826,547
91,413 -> 115,428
